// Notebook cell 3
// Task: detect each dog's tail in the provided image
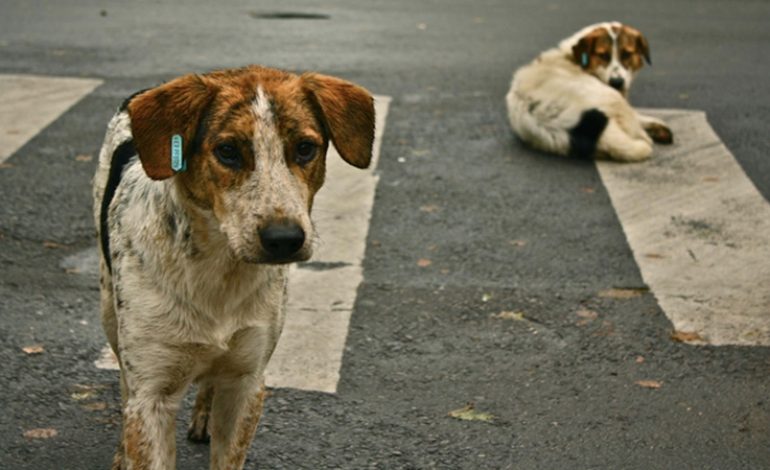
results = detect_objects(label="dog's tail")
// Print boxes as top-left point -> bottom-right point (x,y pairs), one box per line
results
568,108 -> 608,159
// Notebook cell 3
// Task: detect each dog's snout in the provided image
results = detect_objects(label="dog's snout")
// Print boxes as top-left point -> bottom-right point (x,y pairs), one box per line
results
259,223 -> 305,260
608,77 -> 625,91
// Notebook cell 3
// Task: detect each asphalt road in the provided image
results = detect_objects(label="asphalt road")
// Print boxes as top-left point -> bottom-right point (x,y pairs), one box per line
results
1,1 -> 769,469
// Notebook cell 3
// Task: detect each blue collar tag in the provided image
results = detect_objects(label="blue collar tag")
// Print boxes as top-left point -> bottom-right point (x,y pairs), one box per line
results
581,52 -> 589,67
171,134 -> 186,172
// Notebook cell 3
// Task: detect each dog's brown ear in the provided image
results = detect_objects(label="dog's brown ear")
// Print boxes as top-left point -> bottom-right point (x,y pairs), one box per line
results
572,36 -> 596,69
126,74 -> 215,180
636,33 -> 652,65
303,73 -> 375,169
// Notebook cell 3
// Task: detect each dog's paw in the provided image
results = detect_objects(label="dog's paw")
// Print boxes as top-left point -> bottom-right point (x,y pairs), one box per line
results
187,414 -> 210,443
645,122 -> 673,144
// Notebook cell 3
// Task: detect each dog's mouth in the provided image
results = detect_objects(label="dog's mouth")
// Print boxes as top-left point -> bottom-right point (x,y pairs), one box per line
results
241,252 -> 311,265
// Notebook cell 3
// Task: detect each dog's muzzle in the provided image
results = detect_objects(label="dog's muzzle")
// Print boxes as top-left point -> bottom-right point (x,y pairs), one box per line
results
608,77 -> 625,92
259,222 -> 306,261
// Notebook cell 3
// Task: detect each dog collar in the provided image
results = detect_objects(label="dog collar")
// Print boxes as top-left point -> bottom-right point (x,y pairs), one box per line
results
171,134 -> 186,172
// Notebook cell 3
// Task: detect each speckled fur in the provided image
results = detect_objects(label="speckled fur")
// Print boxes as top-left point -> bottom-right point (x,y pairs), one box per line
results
93,66 -> 375,470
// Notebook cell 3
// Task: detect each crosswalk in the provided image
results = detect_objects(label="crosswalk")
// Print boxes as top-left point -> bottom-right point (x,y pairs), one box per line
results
2,74 -> 768,397
597,109 -> 770,346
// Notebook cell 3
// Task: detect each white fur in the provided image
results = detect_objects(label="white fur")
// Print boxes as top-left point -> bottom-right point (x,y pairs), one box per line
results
506,22 -> 670,162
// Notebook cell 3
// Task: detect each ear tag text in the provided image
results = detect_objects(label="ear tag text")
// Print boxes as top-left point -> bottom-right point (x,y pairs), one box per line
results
171,134 -> 186,172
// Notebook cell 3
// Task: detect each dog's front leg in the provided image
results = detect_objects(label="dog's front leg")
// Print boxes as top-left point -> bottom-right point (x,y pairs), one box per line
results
208,374 -> 267,470
117,344 -> 193,470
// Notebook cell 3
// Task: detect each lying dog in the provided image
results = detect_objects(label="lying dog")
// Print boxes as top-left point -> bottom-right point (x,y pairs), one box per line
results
506,21 -> 673,161
92,66 -> 375,469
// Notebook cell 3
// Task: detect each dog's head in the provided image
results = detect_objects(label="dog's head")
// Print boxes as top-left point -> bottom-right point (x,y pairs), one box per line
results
565,22 -> 651,96
126,66 -> 375,264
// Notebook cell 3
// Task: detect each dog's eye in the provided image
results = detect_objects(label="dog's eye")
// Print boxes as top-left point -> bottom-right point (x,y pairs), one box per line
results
620,50 -> 631,60
294,141 -> 318,166
214,143 -> 242,169
600,52 -> 611,62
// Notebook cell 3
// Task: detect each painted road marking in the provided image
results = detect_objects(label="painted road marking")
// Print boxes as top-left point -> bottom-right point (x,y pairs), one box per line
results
0,74 -> 102,164
265,96 -> 391,393
90,96 -> 392,394
597,109 -> 770,346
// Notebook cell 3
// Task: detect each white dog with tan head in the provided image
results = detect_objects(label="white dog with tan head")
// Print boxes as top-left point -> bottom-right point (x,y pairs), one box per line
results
506,21 -> 673,162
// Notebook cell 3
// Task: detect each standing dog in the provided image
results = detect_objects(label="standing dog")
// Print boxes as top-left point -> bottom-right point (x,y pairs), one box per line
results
506,21 -> 673,161
92,66 -> 375,469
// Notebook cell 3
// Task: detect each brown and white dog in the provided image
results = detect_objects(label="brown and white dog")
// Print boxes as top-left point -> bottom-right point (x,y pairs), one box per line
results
92,66 -> 375,469
506,21 -> 673,161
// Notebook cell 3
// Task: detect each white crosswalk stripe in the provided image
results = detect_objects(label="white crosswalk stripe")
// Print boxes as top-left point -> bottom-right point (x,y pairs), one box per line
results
0,74 -> 102,164
597,109 -> 770,346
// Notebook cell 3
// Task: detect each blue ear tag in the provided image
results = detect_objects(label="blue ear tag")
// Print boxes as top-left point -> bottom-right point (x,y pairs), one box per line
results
171,134 -> 186,172
581,52 -> 589,67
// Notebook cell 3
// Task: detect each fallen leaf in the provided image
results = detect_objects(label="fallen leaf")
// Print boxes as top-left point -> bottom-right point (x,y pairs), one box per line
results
580,186 -> 595,194
702,176 -> 719,183
671,330 -> 704,343
509,239 -> 527,247
575,308 -> 598,326
644,253 -> 665,259
6,128 -> 21,135
598,288 -> 647,299
23,428 -> 58,439
22,345 -> 44,355
481,293 -> 492,302
417,258 -> 432,267
419,204 -> 440,213
42,240 -> 65,249
494,311 -> 526,321
416,22 -> 427,30
635,380 -> 662,389
75,154 -> 93,162
82,402 -> 107,411
448,403 -> 495,422
71,390 -> 94,401
635,355 -> 645,364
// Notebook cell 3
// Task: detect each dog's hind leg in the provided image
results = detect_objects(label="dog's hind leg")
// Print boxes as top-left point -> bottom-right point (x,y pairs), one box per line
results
597,120 -> 653,162
637,112 -> 674,144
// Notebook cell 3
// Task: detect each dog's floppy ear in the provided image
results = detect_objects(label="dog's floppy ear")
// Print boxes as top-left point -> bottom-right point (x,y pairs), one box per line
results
126,74 -> 216,180
636,33 -> 652,65
302,73 -> 375,169
572,36 -> 596,69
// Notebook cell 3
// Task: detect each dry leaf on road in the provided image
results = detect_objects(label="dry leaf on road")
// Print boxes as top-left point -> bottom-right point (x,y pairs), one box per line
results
494,311 -> 525,321
22,345 -> 44,355
635,380 -> 662,389
417,258 -> 432,267
23,428 -> 58,439
598,288 -> 648,299
671,330 -> 704,343
448,403 -> 495,423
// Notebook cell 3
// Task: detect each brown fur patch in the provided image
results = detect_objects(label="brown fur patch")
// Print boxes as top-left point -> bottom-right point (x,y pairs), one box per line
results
572,27 -> 613,70
617,25 -> 651,70
302,73 -> 375,169
228,386 -> 267,469
123,413 -> 150,470
127,74 -> 216,180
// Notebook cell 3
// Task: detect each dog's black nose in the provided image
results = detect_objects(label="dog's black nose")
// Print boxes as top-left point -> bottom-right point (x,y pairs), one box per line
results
259,223 -> 305,260
608,77 -> 625,91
